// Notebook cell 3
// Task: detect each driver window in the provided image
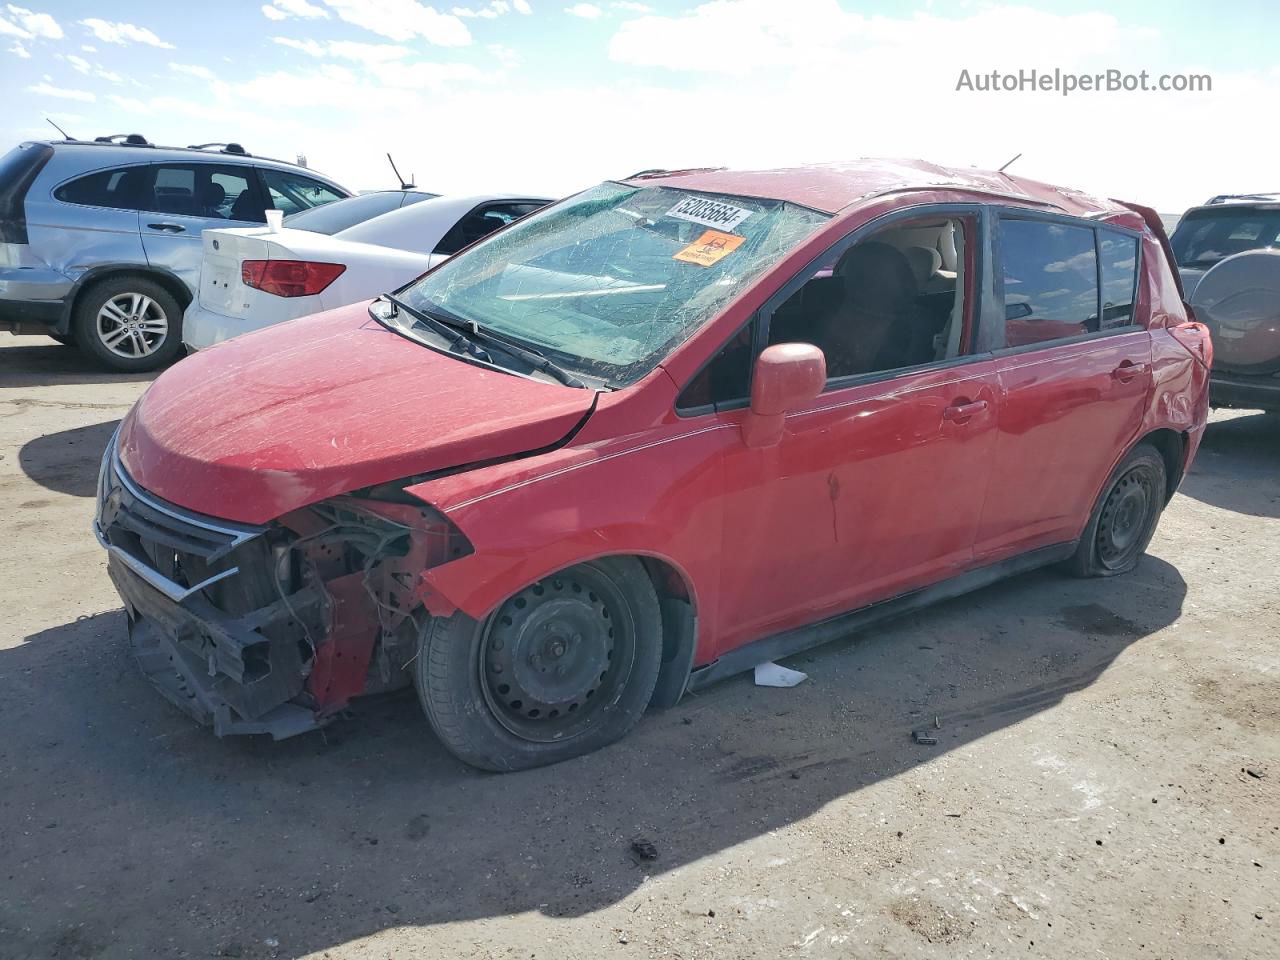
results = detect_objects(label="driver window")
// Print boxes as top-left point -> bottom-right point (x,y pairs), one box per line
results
767,217 -> 970,382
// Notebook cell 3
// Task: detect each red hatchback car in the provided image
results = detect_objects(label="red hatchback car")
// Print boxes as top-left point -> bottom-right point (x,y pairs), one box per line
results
95,160 -> 1211,770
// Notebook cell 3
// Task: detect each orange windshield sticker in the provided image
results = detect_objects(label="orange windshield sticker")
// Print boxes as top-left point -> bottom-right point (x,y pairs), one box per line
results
673,229 -> 745,268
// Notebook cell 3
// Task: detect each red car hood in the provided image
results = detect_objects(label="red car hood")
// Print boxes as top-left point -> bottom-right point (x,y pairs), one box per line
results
118,305 -> 594,524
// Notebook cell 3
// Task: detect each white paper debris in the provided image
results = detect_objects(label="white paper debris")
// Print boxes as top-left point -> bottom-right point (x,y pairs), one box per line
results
754,661 -> 808,687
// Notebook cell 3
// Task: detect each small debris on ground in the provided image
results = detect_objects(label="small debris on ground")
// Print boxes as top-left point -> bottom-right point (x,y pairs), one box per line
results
912,730 -> 938,745
1245,767 -> 1265,779
630,838 -> 658,861
754,661 -> 808,687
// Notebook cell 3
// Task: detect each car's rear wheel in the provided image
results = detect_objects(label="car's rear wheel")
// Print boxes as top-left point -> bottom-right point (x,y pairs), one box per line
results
73,276 -> 184,372
415,557 -> 663,771
1068,443 -> 1167,578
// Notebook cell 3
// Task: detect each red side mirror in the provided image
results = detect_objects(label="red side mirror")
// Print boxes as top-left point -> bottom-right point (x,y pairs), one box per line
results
743,343 -> 827,447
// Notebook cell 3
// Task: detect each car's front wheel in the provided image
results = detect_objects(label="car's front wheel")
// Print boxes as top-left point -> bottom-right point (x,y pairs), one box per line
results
415,557 -> 663,771
73,275 -> 184,372
1068,442 -> 1167,578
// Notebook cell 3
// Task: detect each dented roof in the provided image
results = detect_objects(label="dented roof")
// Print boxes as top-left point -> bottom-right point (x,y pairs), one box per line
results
628,158 -> 1124,219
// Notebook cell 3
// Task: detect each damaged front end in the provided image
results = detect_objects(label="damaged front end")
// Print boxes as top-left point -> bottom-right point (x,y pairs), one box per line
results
94,441 -> 471,739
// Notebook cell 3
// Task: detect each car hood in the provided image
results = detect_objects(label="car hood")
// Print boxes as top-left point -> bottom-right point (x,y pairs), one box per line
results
118,303 -> 595,524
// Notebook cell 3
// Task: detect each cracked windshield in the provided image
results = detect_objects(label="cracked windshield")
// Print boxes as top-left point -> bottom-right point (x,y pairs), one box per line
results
394,182 -> 831,385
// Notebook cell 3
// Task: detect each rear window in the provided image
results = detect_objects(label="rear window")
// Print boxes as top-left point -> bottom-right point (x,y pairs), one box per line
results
55,165 -> 148,211
0,142 -> 53,242
1171,209 -> 1280,267
283,191 -> 435,234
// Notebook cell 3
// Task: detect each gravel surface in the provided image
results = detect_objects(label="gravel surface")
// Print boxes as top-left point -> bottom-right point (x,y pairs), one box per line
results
1,336 -> 1276,959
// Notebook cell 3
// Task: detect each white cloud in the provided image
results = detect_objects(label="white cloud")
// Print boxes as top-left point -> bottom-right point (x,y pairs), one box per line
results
513,0 -> 531,11
61,51 -> 124,83
7,38 -> 29,57
27,81 -> 95,102
65,52 -> 89,72
271,36 -> 413,63
6,4 -> 61,38
80,43 -> 94,51
565,3 -> 601,18
488,42 -> 519,66
79,18 -> 173,48
0,13 -> 28,38
170,62 -> 217,81
320,0 -> 471,45
612,1 -> 650,11
262,0 -> 329,20
453,1 -> 510,17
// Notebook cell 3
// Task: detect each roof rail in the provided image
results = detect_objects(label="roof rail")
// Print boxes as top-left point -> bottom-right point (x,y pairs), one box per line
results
1205,192 -> 1280,205
624,167 -> 727,180
188,142 -> 250,156
92,133 -> 152,147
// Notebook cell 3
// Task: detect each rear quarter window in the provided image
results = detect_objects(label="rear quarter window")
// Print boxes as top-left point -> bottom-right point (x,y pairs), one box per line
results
54,165 -> 149,211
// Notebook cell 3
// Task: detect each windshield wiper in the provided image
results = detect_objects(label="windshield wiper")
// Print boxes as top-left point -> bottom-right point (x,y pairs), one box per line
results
381,294 -> 492,363
386,294 -> 589,389
461,323 -> 588,389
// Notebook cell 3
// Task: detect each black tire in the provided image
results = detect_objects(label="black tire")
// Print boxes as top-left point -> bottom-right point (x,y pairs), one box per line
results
415,557 -> 663,771
73,275 -> 184,372
1067,442 -> 1167,578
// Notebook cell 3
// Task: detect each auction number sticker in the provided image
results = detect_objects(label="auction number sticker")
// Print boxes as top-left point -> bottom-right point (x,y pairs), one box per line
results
673,229 -> 745,268
665,196 -> 753,231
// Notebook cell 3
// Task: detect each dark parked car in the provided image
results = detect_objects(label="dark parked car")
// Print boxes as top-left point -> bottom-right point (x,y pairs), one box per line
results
1171,194 -> 1280,410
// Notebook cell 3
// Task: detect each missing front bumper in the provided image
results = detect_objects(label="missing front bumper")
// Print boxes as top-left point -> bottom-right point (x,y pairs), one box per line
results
110,555 -> 328,740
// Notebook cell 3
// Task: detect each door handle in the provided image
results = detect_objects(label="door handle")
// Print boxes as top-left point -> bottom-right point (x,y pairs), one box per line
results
942,399 -> 988,422
146,222 -> 185,233
1110,361 -> 1149,382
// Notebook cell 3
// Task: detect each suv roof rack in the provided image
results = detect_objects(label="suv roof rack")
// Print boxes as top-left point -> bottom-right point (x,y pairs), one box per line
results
1205,192 -> 1280,205
187,142 -> 249,156
92,133 -> 152,147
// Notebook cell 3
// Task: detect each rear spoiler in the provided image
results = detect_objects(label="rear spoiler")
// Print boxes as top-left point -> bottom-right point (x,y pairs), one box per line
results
1112,198 -> 1185,302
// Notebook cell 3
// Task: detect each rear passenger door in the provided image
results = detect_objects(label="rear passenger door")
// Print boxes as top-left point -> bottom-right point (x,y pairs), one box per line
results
974,214 -> 1150,561
139,163 -> 267,295
38,164 -> 148,276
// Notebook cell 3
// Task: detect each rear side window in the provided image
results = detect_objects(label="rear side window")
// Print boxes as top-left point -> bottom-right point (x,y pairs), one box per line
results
435,201 -> 549,255
260,169 -> 345,216
1099,232 -> 1139,329
55,165 -> 148,211
998,218 -> 1098,347
146,164 -> 264,222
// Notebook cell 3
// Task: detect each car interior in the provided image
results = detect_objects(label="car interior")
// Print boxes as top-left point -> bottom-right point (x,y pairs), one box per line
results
768,218 -> 968,379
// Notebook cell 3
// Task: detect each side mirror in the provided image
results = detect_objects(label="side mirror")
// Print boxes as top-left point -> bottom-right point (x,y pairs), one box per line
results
1005,301 -> 1033,322
742,343 -> 827,448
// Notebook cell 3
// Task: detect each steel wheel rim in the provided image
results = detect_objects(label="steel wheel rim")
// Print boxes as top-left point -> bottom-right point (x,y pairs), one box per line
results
96,292 -> 168,359
1095,464 -> 1157,570
479,571 -> 637,743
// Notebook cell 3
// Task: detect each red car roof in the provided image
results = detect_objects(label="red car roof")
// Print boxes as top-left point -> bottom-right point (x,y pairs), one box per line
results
628,158 -> 1127,219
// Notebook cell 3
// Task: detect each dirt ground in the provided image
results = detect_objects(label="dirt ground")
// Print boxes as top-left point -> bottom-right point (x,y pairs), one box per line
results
1,335 -> 1276,960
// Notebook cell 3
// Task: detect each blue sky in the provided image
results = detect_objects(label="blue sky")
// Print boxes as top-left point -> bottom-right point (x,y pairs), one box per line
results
2,1 -> 1276,211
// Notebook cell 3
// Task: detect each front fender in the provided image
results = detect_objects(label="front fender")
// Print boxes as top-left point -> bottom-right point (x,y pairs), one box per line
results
405,419 -> 738,664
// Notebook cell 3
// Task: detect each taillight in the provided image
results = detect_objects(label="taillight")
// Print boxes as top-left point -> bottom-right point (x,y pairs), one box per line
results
241,259 -> 345,297
1168,318 -> 1213,368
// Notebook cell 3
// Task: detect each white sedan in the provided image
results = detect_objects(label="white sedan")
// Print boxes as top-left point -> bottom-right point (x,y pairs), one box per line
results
182,193 -> 552,350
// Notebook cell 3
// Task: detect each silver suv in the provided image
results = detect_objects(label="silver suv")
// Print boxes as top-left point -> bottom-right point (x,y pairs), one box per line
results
0,135 -> 351,370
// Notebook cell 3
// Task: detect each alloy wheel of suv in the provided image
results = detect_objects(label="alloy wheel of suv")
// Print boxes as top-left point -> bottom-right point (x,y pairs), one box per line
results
414,557 -> 664,771
73,275 -> 184,372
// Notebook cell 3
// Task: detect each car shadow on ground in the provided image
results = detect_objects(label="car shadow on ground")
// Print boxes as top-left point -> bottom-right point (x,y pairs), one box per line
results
0,340 -> 165,389
17,419 -> 120,498
1,555 -> 1187,958
1178,411 -> 1280,518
